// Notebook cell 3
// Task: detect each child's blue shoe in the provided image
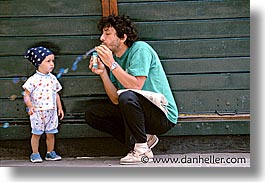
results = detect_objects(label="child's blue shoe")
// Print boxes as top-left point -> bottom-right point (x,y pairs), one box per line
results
30,153 -> 43,163
45,151 -> 62,161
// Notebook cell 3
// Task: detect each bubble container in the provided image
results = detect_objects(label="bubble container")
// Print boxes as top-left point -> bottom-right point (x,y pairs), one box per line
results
92,52 -> 98,69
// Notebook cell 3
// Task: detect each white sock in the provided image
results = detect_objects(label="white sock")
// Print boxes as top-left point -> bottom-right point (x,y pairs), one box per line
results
134,142 -> 149,154
146,134 -> 151,141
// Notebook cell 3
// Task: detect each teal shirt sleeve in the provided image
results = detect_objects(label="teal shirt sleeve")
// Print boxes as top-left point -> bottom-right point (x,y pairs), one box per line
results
127,48 -> 152,77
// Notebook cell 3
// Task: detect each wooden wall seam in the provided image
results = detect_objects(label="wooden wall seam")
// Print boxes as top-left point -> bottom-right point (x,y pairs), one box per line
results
101,0 -> 118,17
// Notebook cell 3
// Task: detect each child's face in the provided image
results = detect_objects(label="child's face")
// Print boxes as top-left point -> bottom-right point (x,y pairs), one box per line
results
38,54 -> 55,74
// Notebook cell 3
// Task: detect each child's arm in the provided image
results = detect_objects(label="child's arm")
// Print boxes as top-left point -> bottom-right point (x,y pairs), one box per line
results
23,89 -> 34,115
56,93 -> 64,120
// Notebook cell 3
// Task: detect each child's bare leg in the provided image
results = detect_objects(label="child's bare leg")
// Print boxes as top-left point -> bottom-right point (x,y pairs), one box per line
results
31,134 -> 41,153
46,133 -> 55,152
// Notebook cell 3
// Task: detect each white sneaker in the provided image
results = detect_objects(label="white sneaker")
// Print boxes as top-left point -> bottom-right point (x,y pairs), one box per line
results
120,149 -> 154,165
147,135 -> 159,149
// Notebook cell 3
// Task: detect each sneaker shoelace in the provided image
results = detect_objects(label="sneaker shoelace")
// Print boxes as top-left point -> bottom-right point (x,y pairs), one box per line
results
49,151 -> 56,158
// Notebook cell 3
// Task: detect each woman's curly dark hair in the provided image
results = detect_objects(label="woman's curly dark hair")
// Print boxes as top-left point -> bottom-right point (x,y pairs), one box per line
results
98,14 -> 138,47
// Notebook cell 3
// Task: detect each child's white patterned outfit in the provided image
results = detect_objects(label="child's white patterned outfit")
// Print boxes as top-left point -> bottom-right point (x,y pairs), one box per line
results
22,71 -> 62,135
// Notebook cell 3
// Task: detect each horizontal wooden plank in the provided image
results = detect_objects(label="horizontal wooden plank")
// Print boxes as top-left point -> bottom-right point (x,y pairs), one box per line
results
0,17 -> 101,36
167,120 -> 250,136
57,114 -> 252,123
175,90 -> 250,114
168,73 -> 250,92
0,17 -> 249,40
118,1 -> 249,21
0,73 -> 250,98
0,97 -> 108,119
0,0 -> 101,17
0,56 -> 31,77
0,36 -> 101,56
162,57 -> 250,75
0,37 -> 250,59
0,119 -> 250,140
178,113 -> 250,121
149,38 -> 250,59
0,55 -> 94,77
0,89 -> 250,119
137,19 -> 250,40
0,56 -> 250,77
1,113 -> 250,124
0,76 -> 104,99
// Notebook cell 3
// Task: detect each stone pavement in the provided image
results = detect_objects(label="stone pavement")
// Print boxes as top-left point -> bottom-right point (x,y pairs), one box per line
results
0,153 -> 250,167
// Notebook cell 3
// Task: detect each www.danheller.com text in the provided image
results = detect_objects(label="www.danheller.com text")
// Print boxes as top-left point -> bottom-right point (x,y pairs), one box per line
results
141,155 -> 247,164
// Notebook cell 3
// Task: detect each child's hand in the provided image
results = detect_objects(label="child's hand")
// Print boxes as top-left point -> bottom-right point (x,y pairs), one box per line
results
58,108 -> 64,120
27,107 -> 35,115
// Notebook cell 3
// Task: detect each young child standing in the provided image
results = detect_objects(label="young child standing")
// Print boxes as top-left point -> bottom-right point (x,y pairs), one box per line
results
22,46 -> 64,163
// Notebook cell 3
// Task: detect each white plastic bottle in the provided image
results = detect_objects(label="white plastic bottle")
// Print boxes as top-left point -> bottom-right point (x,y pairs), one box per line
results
92,52 -> 98,68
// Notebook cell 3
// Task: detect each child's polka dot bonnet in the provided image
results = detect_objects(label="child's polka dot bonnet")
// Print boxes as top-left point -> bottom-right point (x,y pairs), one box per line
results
24,46 -> 53,67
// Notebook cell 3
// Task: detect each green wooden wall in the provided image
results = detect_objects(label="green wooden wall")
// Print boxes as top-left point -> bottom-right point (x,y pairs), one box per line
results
118,0 -> 250,114
0,0 -> 250,140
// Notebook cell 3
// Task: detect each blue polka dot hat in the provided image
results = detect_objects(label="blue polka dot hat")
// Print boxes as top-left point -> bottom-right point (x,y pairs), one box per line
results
24,46 -> 53,67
